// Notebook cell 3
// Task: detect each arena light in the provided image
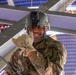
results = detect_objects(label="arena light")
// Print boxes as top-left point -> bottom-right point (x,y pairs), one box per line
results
46,30 -> 64,36
66,5 -> 76,10
27,6 -> 39,9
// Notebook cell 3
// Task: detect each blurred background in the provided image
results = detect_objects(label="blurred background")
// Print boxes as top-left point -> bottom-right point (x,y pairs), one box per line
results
0,0 -> 76,75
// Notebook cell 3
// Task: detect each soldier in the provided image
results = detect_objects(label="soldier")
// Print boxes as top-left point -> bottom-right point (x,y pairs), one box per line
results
5,11 -> 67,75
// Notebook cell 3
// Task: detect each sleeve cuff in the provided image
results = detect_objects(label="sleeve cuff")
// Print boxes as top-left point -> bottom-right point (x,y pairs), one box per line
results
27,51 -> 37,57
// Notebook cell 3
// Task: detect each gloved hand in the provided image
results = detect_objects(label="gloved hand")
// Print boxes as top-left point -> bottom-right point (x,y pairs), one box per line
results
12,32 -> 36,56
45,66 -> 53,75
45,63 -> 54,75
12,32 -> 34,47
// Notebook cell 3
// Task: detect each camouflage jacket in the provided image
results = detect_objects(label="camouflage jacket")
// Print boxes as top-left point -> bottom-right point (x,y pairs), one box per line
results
5,36 -> 67,75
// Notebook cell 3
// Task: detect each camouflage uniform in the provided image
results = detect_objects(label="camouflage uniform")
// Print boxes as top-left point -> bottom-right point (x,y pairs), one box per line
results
5,36 -> 67,75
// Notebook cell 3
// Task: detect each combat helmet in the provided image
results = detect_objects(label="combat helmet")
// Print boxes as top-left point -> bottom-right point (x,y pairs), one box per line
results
25,11 -> 50,29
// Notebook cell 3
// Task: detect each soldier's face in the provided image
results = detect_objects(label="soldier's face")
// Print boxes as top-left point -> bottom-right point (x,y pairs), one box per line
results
28,26 -> 44,41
